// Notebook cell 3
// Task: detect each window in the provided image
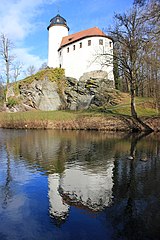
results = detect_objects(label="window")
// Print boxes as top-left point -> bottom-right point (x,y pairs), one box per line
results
99,39 -> 103,45
59,51 -> 61,56
73,45 -> 75,50
80,42 -> 82,48
109,41 -> 112,47
67,47 -> 69,53
88,40 -> 91,46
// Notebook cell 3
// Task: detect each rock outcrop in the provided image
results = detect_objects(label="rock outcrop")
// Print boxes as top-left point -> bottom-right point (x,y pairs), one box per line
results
20,78 -> 62,111
6,69 -> 117,112
65,70 -> 116,110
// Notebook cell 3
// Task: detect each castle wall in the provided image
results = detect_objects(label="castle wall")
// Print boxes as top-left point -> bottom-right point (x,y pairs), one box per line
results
59,36 -> 114,80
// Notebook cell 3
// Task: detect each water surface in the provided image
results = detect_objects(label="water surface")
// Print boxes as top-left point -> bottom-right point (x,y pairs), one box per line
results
0,129 -> 160,240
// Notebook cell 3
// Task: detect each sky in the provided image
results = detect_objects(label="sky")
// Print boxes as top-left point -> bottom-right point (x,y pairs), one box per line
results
0,0 -> 133,80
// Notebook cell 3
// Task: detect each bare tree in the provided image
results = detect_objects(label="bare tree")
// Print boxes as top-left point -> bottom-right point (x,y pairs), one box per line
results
111,6 -> 147,119
0,33 -> 15,84
25,65 -> 37,76
144,0 -> 160,113
0,77 -> 5,102
0,34 -> 15,101
39,62 -> 48,70
12,61 -> 23,82
103,1 -> 155,131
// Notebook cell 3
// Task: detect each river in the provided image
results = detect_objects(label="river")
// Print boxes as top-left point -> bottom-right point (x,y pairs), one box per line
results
0,129 -> 160,240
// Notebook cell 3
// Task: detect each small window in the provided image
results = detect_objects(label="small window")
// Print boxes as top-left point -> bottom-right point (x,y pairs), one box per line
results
80,42 -> 82,48
109,41 -> 112,47
67,47 -> 69,53
59,51 -> 61,56
99,39 -> 103,45
59,64 -> 61,68
73,45 -> 75,50
88,40 -> 91,46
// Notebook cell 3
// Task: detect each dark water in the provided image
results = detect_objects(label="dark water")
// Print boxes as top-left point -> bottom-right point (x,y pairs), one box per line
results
0,129 -> 160,240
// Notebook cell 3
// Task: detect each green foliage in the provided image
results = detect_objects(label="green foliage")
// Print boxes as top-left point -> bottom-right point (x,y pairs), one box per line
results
6,97 -> 19,108
20,68 -> 65,86
13,82 -> 20,95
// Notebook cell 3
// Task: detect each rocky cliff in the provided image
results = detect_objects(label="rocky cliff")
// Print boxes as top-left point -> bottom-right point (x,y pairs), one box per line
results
5,68 -> 117,112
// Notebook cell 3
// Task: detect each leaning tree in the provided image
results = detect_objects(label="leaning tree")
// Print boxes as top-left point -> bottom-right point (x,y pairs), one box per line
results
104,1 -> 158,131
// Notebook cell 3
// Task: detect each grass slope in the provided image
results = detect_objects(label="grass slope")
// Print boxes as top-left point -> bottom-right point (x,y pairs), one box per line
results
105,93 -> 157,116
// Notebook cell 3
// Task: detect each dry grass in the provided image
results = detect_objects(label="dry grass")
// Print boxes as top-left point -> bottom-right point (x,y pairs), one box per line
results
0,110 -> 159,132
0,94 -> 159,131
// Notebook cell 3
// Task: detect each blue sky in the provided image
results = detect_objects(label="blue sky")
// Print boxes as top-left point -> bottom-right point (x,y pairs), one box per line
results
0,0 -> 133,78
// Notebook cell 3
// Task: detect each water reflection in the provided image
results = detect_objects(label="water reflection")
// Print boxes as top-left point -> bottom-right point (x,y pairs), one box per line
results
48,173 -> 70,222
0,129 -> 160,239
48,158 -> 114,223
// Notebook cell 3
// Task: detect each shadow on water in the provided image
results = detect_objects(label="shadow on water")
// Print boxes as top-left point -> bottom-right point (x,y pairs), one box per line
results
0,129 -> 160,239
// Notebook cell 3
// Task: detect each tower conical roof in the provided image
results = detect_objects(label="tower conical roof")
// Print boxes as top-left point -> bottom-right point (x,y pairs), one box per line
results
47,14 -> 69,30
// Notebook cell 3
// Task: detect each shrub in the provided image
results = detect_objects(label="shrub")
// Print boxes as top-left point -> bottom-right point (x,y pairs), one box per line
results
6,97 -> 19,108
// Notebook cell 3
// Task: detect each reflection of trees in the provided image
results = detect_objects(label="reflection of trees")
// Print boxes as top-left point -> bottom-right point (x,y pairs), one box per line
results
6,130 -> 128,175
2,130 -> 160,175
110,132 -> 160,239
129,132 -> 151,159
1,144 -> 12,208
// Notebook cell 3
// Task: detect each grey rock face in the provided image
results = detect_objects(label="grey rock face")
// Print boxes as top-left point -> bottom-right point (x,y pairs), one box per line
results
19,78 -> 63,111
32,80 -> 61,111
65,70 -> 116,110
7,70 -> 115,111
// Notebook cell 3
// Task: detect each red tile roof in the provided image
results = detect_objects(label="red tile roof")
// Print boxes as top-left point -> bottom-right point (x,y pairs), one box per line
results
59,27 -> 112,50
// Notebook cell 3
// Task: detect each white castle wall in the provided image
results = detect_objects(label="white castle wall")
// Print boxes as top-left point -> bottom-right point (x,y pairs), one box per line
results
59,163 -> 114,211
59,36 -> 114,80
48,25 -> 68,68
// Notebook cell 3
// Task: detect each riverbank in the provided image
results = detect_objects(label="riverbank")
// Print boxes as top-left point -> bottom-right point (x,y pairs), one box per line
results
0,111 -> 159,132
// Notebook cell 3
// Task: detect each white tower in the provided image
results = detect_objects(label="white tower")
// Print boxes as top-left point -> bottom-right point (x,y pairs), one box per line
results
47,14 -> 69,68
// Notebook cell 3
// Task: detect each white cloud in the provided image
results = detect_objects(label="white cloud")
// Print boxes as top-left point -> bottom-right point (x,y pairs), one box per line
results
13,47 -> 47,70
1,0 -> 38,40
0,0 -> 59,40
0,0 -> 58,78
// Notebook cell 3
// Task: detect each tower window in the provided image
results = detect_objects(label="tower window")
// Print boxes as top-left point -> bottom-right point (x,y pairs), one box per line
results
80,42 -> 82,48
99,39 -> 103,45
109,41 -> 112,47
88,40 -> 91,46
73,45 -> 75,50
67,47 -> 69,53
59,51 -> 61,56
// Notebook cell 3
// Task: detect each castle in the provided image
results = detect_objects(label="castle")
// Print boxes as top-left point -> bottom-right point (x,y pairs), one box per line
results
47,14 -> 114,81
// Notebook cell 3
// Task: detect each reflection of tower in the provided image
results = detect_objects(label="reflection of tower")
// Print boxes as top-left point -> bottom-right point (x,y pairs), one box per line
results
47,14 -> 69,68
48,173 -> 69,223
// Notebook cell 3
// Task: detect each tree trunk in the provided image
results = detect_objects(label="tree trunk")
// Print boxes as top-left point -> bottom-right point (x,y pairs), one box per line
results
130,86 -> 138,119
130,80 -> 153,132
